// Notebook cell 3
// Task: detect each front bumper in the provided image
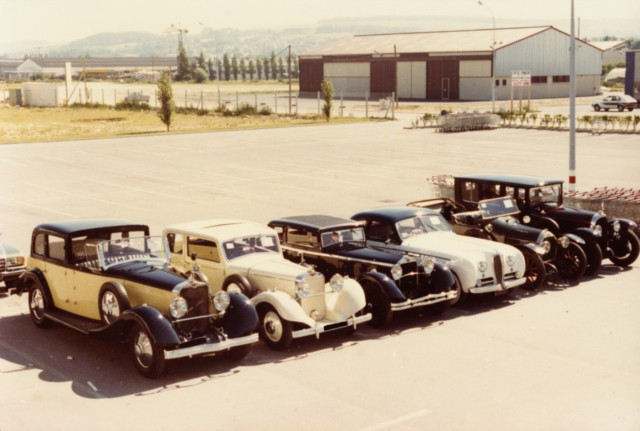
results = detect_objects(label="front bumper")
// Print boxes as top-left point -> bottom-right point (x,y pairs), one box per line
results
1,266 -> 25,283
469,277 -> 526,294
391,291 -> 457,311
292,312 -> 372,339
164,332 -> 259,360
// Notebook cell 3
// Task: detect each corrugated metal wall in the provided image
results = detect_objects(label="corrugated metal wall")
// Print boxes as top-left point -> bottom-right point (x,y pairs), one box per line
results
426,60 -> 459,100
324,62 -> 370,98
397,61 -> 426,99
370,61 -> 396,95
299,59 -> 323,92
459,60 -> 491,77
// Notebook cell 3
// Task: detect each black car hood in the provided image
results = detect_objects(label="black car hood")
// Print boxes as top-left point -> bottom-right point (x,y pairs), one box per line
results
328,244 -> 401,265
105,261 -> 184,291
540,204 -> 603,225
491,218 -> 545,242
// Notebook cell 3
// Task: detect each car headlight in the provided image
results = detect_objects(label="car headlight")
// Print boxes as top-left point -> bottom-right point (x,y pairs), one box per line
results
213,291 -> 230,312
484,224 -> 493,233
507,256 -> 515,267
522,215 -> 531,224
329,273 -> 344,292
7,256 -> 25,266
613,220 -> 621,233
478,261 -> 488,273
590,223 -> 603,237
541,240 -> 551,254
169,296 -> 188,318
421,257 -> 436,274
296,277 -> 310,298
390,264 -> 403,280
559,236 -> 570,248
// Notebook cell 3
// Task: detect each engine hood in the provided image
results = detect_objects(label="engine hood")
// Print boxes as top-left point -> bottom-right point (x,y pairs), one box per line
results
105,261 -> 184,291
491,218 -> 547,242
227,253 -> 309,281
0,241 -> 22,258
332,246 -> 400,266
540,204 -> 604,225
402,231 -> 519,261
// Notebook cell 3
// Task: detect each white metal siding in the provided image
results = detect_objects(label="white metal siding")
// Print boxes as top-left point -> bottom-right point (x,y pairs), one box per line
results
324,62 -> 370,97
460,78 -> 492,100
495,28 -> 601,76
397,61 -> 426,99
324,62 -> 370,77
460,60 -> 491,77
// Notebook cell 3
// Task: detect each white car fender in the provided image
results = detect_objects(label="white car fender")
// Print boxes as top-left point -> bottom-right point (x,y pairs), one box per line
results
251,289 -> 315,327
324,277 -> 366,322
446,258 -> 480,293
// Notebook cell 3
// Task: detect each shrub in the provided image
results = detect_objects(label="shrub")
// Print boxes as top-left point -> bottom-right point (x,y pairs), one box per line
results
259,106 -> 272,115
115,100 -> 151,111
193,67 -> 208,83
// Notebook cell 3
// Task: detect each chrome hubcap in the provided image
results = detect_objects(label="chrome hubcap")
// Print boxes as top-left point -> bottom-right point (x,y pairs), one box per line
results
101,291 -> 120,323
133,330 -> 153,368
30,289 -> 44,319
263,311 -> 283,342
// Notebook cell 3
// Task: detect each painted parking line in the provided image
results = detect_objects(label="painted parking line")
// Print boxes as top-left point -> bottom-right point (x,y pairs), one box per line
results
0,195 -> 78,218
23,182 -> 146,211
359,408 -> 430,431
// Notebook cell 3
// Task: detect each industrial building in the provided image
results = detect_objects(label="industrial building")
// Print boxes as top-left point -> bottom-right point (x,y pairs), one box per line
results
625,50 -> 640,100
299,26 -> 603,101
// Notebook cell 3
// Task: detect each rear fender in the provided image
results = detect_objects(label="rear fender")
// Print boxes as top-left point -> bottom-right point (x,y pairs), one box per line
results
252,290 -> 314,327
222,292 -> 259,337
324,277 -> 366,321
359,272 -> 405,303
119,306 -> 180,349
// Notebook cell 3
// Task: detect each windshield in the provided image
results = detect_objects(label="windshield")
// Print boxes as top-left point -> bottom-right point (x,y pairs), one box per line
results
223,234 -> 279,260
529,184 -> 562,207
95,236 -> 169,269
478,197 -> 521,219
396,214 -> 452,239
320,227 -> 366,248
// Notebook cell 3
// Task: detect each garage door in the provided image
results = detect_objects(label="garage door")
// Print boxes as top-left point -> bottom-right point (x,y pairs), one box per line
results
397,61 -> 426,99
324,63 -> 370,98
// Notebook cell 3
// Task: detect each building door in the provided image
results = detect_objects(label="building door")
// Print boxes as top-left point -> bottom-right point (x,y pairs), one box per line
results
442,78 -> 450,100
427,60 -> 459,100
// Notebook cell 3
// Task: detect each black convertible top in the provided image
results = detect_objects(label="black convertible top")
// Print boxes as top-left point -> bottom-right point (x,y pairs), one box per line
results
34,220 -> 149,236
269,215 -> 360,232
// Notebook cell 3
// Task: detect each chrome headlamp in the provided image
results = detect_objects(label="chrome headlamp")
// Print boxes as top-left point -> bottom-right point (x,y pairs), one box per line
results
7,256 -> 25,266
390,264 -> 403,280
329,273 -> 344,293
213,291 -> 231,312
590,223 -> 603,237
522,215 -> 531,224
558,236 -> 570,248
478,261 -> 488,273
295,276 -> 310,298
612,220 -> 621,233
169,296 -> 188,318
421,257 -> 436,274
541,240 -> 551,254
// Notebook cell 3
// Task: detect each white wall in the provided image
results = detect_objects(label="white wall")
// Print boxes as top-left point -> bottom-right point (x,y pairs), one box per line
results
324,62 -> 370,98
397,61 -> 426,99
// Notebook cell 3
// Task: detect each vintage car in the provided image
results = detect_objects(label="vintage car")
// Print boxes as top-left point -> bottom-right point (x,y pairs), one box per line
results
452,174 -> 639,275
267,215 -> 458,327
163,219 -> 371,350
1,235 -> 26,290
409,196 -> 588,288
591,94 -> 637,112
16,220 -> 259,378
351,207 -> 527,303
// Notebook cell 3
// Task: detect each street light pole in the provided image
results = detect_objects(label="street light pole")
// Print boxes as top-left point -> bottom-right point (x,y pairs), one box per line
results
569,0 -> 576,190
478,0 -> 496,112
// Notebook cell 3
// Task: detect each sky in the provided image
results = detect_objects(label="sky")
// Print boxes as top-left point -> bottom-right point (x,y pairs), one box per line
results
1,0 -> 638,46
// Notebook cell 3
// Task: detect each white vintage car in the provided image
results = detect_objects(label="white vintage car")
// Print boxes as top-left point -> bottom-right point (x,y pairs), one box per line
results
164,219 -> 371,350
352,207 -> 527,304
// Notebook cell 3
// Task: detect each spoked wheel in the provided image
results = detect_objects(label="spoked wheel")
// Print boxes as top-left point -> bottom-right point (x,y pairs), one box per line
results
259,306 -> 292,351
28,283 -> 52,328
609,231 -> 640,267
521,248 -> 546,290
130,323 -> 166,378
557,243 -> 588,282
362,283 -> 392,328
98,284 -> 130,326
583,241 -> 603,276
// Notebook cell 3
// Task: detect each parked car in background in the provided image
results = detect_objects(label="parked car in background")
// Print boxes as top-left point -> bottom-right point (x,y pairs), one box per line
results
123,92 -> 150,104
591,94 -> 637,112
452,174 -> 639,275
164,219 -> 371,350
268,215 -> 457,327
351,207 -> 527,304
409,196 -> 588,288
1,235 -> 26,290
17,220 -> 259,377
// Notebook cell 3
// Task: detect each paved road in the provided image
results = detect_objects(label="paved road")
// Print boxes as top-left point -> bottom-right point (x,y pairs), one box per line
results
1,122 -> 639,431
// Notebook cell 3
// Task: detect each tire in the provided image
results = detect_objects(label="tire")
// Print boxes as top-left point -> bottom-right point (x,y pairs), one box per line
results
362,282 -> 392,328
604,108 -> 609,112
130,322 -> 166,378
223,275 -> 254,298
98,283 -> 130,326
629,107 -> 635,112
583,241 -> 603,276
258,306 -> 292,351
225,332 -> 253,361
447,274 -> 466,306
617,105 -> 624,112
557,243 -> 588,282
521,248 -> 546,290
28,282 -> 52,328
609,230 -> 640,267
593,105 -> 600,112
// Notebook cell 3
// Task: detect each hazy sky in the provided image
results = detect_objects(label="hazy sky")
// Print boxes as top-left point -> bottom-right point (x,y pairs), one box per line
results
1,0 -> 638,45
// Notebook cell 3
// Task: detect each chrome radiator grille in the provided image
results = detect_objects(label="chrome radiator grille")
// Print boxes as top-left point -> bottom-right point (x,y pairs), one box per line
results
493,255 -> 503,286
300,272 -> 326,320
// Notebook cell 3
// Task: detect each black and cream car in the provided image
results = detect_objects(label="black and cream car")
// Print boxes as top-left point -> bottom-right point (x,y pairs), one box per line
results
17,220 -> 259,378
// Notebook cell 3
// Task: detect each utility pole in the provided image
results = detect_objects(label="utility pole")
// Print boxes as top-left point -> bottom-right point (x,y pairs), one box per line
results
569,0 -> 576,191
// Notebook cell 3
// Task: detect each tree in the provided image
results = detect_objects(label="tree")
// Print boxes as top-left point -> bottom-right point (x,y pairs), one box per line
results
278,57 -> 284,80
223,53 -> 231,81
193,67 -> 208,83
157,71 -> 175,132
320,76 -> 334,121
176,41 -> 191,81
232,55 -> 239,80
207,58 -> 215,80
197,51 -> 206,69
248,59 -> 255,80
270,51 -> 277,80
240,58 -> 247,81
256,58 -> 263,80
262,57 -> 270,81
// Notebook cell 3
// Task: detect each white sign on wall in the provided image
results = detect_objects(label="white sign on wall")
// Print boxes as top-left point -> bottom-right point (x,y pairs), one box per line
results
511,70 -> 531,87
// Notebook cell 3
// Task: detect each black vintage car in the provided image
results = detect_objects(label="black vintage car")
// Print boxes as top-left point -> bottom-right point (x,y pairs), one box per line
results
452,174 -> 640,274
268,215 -> 457,327
17,220 -> 259,378
409,196 -> 588,288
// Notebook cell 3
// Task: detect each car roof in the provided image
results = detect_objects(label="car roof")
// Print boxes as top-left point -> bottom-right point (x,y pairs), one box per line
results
164,219 -> 276,241
353,207 -> 440,224
35,220 -> 148,236
269,215 -> 360,232
455,173 -> 564,187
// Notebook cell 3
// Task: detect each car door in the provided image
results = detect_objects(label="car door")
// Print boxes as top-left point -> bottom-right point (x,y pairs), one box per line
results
35,233 -> 75,313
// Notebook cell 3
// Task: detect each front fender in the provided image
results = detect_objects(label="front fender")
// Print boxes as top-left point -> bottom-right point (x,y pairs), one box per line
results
17,269 -> 51,302
609,218 -> 638,238
252,290 -> 315,327
324,277 -> 366,321
573,227 -> 600,245
520,242 -> 546,255
446,258 -> 477,293
222,292 -> 259,337
359,271 -> 405,303
119,306 -> 180,349
428,263 -> 457,293
564,233 -> 585,246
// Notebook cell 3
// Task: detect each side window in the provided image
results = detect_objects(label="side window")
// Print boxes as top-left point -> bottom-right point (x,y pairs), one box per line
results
187,237 -> 220,262
366,221 -> 392,242
166,233 -> 183,254
286,228 -> 317,248
271,226 -> 284,242
480,183 -> 501,199
34,233 -> 46,256
48,235 -> 66,262
461,181 -> 479,202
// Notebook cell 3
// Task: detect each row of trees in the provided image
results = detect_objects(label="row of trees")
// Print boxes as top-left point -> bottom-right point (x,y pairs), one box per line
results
175,42 -> 299,82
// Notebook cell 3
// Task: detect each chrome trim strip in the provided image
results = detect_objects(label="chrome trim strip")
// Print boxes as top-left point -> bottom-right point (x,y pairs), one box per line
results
164,333 -> 259,360
470,277 -> 526,294
291,313 -> 372,339
390,291 -> 457,311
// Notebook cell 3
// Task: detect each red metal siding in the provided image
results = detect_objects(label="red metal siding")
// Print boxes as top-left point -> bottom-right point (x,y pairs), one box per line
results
299,60 -> 324,92
426,60 -> 460,100
370,60 -> 396,94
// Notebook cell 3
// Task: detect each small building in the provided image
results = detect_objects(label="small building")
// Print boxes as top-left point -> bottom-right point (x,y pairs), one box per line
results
591,40 -> 627,66
625,50 -> 640,100
299,26 -> 603,101
12,57 -> 177,79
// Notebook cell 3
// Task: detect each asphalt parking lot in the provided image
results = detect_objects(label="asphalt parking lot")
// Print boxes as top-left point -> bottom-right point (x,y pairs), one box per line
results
1,121 -> 639,431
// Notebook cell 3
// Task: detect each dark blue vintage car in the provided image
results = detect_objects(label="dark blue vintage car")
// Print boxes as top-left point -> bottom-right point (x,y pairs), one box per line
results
268,215 -> 457,327
17,220 -> 259,378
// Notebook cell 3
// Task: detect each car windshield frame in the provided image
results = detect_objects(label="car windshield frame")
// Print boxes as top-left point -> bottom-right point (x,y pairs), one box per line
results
478,197 -> 521,219
94,236 -> 170,270
396,213 -> 453,239
529,184 -> 562,207
320,227 -> 366,249
222,234 -> 280,261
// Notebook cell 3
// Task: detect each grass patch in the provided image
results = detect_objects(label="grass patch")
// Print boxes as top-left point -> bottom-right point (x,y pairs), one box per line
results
0,105 -> 371,144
